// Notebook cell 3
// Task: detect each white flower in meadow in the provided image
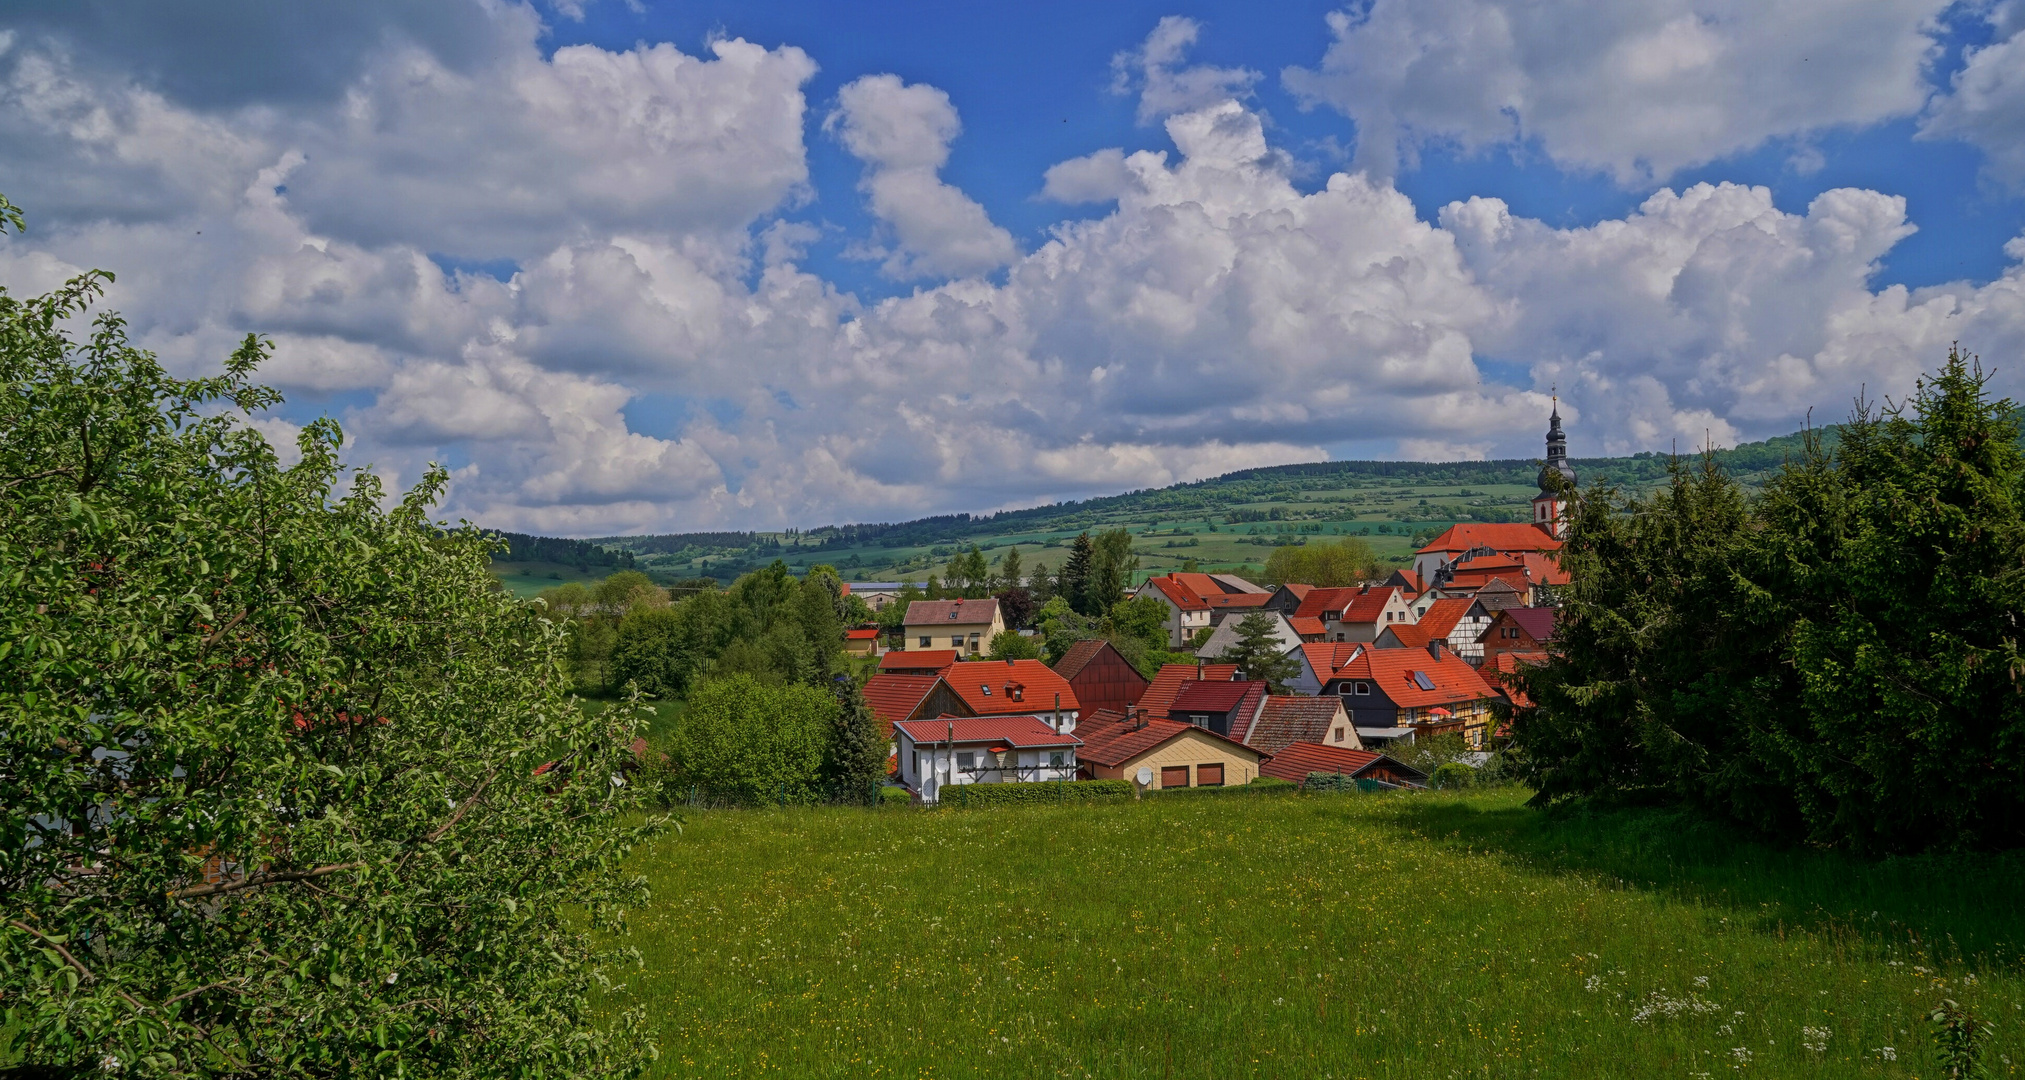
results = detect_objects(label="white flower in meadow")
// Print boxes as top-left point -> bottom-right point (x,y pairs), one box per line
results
1801,1026 -> 1830,1052
1730,1047 -> 1752,1063
1877,1047 -> 1897,1061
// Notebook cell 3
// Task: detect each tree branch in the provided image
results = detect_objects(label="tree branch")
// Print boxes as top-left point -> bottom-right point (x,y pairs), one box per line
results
199,608 -> 250,652
168,861 -> 364,901
425,771 -> 497,844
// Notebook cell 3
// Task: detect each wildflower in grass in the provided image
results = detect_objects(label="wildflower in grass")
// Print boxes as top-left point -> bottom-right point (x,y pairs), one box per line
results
1801,1026 -> 1830,1052
1630,991 -> 1722,1024
1877,1047 -> 1898,1061
1730,1047 -> 1752,1064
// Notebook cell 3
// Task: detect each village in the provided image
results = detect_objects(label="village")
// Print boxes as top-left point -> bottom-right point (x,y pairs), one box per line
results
850,408 -> 1575,803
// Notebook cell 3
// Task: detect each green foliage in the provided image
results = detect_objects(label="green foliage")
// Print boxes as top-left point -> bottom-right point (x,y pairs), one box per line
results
1035,597 -> 1097,665
1261,537 -> 1380,587
1188,625 -> 1215,650
674,674 -> 837,806
0,263 -> 657,1076
1060,533 -> 1096,615
944,544 -> 990,597
998,545 -> 1023,593
821,677 -> 889,806
604,560 -> 848,698
878,784 -> 914,806
1248,776 -> 1297,791
938,779 -> 1133,808
1929,998 -> 1993,1078
1514,347 -> 2025,851
1088,527 -> 1136,613
1430,762 -> 1476,790
986,630 -> 1042,660
1213,611 -> 1299,693
1303,773 -> 1395,793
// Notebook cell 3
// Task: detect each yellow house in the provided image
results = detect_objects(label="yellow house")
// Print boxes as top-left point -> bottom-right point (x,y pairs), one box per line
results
1072,709 -> 1266,790
902,598 -> 1005,656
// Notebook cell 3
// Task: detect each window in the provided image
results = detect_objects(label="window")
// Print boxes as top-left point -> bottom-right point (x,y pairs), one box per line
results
1049,751 -> 1064,768
912,751 -> 920,776
1160,765 -> 1190,789
1356,682 -> 1370,695
1333,728 -> 1345,743
1197,763 -> 1224,786
952,635 -> 965,647
919,636 -> 932,648
957,752 -> 975,769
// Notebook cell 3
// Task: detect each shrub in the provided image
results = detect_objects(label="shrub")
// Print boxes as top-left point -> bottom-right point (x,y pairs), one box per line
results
1431,762 -> 1476,790
879,784 -> 915,807
940,779 -> 1133,808
1249,776 -> 1297,791
674,674 -> 836,806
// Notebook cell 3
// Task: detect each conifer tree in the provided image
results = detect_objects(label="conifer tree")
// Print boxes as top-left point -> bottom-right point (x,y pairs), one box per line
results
823,675 -> 890,805
1061,532 -> 1096,615
1214,612 -> 1300,694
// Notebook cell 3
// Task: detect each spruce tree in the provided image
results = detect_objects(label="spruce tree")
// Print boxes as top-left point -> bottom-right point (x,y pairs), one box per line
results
1061,532 -> 1096,615
1214,612 -> 1299,694
823,675 -> 890,805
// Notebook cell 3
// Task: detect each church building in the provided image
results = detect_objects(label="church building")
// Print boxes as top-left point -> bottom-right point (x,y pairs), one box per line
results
1530,398 -> 1576,539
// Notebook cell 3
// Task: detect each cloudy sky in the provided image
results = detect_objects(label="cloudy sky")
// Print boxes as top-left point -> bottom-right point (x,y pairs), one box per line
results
3,1 -> 2024,535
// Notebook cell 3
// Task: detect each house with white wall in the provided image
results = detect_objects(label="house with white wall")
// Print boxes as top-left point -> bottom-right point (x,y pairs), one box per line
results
894,715 -> 1081,804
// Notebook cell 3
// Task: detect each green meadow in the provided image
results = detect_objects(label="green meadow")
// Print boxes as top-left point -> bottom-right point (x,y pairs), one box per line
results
607,788 -> 2024,1079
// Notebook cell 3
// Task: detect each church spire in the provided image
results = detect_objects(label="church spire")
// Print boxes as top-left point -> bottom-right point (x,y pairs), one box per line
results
1533,393 -> 1575,538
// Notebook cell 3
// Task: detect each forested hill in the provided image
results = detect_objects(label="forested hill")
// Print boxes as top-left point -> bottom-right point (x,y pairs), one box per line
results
592,427 -> 1833,555
500,426 -> 1838,586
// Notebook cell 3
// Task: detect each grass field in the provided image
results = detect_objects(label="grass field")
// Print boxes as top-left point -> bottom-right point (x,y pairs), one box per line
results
606,788 -> 2024,1078
490,559 -> 611,598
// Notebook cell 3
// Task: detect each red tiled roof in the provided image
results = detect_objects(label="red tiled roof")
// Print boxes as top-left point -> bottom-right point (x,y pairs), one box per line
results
1376,624 -> 1433,648
862,674 -> 948,734
1416,523 -> 1563,556
1502,607 -> 1558,642
1137,662 -> 1239,719
1297,642 -> 1364,682
1169,679 -> 1263,713
1518,551 -> 1570,586
1260,742 -> 1428,785
1145,575 -> 1210,611
904,598 -> 1001,626
880,649 -> 960,672
1415,597 -> 1479,640
892,714 -> 1080,749
845,627 -> 880,640
1339,586 -> 1406,625
1206,593 -> 1273,610
1243,696 -> 1348,755
1276,583 -> 1316,601
943,658 -> 1081,716
1354,649 -> 1496,708
1072,709 -> 1262,768
1288,615 -> 1327,637
1293,587 -> 1361,619
1482,651 -> 1549,708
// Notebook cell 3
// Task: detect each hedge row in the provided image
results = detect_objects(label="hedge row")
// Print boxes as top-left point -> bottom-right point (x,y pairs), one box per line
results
940,779 -> 1133,808
1302,772 -> 1396,794
1146,777 -> 1298,798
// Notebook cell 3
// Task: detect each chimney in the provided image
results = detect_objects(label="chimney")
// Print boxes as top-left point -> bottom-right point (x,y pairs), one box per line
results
1427,639 -> 1447,661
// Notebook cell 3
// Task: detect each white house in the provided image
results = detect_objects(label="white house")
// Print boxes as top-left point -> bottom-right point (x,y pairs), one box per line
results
893,714 -> 1082,804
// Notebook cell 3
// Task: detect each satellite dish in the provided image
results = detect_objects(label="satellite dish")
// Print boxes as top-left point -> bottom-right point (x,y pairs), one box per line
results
1135,766 -> 1153,787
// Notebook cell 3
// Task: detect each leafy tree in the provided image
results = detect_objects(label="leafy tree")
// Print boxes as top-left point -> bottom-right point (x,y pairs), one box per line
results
674,674 -> 836,806
1105,594 -> 1171,651
821,676 -> 890,805
610,607 -> 688,696
1060,533 -> 1096,615
1262,538 -> 1380,587
0,250 -> 657,1075
986,630 -> 1042,660
1214,612 -> 1300,693
1088,527 -> 1137,613
994,585 -> 1037,630
1035,597 -> 1098,665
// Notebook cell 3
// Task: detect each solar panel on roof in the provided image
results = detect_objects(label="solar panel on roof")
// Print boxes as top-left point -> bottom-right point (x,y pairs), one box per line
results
1411,671 -> 1436,691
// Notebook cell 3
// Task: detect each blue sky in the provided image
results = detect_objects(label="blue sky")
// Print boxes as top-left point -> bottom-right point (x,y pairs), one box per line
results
3,0 -> 2025,533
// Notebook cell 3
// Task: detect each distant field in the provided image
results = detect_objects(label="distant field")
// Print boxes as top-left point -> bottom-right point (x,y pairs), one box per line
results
604,788 -> 2023,1078
489,560 -> 609,598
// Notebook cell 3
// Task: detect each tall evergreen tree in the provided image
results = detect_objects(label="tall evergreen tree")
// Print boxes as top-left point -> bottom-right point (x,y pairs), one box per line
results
1061,532 -> 1096,614
822,675 -> 890,805
1214,612 -> 1299,694
1026,559 -> 1054,603
999,545 -> 1023,594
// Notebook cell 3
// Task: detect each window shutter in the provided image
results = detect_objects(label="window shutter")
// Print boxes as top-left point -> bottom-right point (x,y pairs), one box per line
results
1160,765 -> 1190,789
1198,763 -> 1224,787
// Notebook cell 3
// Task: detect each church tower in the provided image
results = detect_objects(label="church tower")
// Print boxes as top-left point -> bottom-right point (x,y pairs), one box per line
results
1532,397 -> 1575,538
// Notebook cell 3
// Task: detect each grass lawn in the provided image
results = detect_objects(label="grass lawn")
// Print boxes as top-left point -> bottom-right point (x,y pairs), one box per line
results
607,788 -> 2024,1078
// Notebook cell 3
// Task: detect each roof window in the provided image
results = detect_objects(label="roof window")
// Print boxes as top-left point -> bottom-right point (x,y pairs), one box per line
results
980,684 -> 991,696
1411,671 -> 1436,691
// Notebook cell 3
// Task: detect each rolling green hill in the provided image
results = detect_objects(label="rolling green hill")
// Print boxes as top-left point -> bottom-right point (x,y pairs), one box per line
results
491,428 -> 1832,588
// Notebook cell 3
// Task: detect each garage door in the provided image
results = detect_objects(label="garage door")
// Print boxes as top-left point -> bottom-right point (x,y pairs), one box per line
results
1160,765 -> 1190,789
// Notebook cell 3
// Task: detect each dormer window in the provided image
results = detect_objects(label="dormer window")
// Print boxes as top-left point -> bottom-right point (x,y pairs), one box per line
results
1008,685 -> 1024,702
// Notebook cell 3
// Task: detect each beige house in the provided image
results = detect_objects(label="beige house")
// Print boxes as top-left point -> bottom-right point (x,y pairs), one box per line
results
1073,709 -> 1266,790
902,598 -> 1005,656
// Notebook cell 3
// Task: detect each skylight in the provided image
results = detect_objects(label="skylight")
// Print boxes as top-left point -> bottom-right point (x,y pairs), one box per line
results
1411,671 -> 1436,691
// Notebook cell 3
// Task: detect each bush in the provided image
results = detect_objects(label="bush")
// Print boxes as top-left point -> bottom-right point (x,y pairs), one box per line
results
674,674 -> 836,806
940,779 -> 1133,808
1431,762 -> 1476,790
879,784 -> 915,806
